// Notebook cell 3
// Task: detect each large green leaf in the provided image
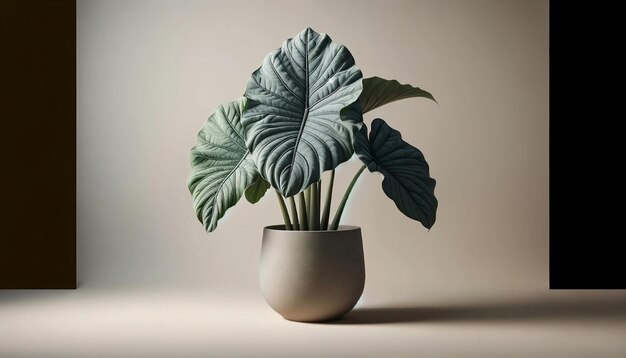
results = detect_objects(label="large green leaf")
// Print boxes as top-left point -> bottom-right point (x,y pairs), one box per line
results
359,77 -> 436,113
242,27 -> 364,197
354,118 -> 437,229
188,98 -> 260,233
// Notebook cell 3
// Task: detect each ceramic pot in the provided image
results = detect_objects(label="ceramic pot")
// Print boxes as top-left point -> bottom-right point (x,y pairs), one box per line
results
259,225 -> 365,322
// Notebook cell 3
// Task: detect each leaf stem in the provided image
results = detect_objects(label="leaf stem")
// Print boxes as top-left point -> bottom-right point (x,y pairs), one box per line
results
298,191 -> 308,230
305,185 -> 313,229
330,165 -> 367,230
275,190 -> 292,230
289,196 -> 300,230
310,182 -> 320,230
317,180 -> 322,227
320,170 -> 335,230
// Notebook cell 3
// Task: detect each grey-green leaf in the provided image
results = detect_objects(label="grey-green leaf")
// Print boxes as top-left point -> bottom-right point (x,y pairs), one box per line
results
188,98 -> 260,233
354,118 -> 437,229
359,77 -> 436,113
242,27 -> 364,197
245,176 -> 270,204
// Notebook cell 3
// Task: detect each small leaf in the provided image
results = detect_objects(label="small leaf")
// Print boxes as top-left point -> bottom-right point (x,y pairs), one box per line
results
245,176 -> 270,204
187,98 -> 261,233
354,119 -> 437,229
359,77 -> 436,113
242,27 -> 364,197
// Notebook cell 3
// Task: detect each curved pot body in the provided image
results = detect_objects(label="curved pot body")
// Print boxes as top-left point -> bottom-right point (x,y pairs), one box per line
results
259,225 -> 366,322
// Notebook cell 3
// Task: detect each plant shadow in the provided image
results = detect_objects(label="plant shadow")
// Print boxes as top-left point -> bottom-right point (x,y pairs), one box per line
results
326,296 -> 626,325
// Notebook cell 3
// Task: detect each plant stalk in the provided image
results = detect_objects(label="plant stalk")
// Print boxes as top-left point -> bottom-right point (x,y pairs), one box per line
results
275,190 -> 292,230
305,185 -> 312,220
289,196 -> 300,230
298,191 -> 308,230
317,180 -> 322,227
320,169 -> 335,230
330,165 -> 367,230
310,181 -> 320,230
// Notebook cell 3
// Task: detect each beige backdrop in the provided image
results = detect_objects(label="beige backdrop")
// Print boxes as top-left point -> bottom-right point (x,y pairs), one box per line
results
77,0 -> 549,299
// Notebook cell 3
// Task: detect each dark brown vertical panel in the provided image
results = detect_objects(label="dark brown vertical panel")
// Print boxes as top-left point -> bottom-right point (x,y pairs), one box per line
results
0,0 -> 76,288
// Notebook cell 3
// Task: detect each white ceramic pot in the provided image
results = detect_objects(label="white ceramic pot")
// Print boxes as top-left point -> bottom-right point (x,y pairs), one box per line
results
259,225 -> 365,322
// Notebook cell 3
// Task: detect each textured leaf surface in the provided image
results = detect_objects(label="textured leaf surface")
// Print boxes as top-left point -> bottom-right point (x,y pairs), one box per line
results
354,118 -> 437,229
245,176 -> 270,204
242,27 -> 364,197
359,77 -> 436,113
188,98 -> 260,233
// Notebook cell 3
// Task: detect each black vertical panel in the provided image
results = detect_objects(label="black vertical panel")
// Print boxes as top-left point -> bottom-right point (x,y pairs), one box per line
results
0,0 -> 76,288
549,3 -> 624,289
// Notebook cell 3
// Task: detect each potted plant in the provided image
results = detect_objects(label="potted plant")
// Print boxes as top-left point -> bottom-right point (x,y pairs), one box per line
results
188,28 -> 438,322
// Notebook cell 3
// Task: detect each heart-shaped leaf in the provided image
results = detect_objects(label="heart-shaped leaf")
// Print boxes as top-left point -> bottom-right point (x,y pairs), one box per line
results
354,118 -> 437,229
359,77 -> 436,113
188,98 -> 260,233
242,27 -> 364,197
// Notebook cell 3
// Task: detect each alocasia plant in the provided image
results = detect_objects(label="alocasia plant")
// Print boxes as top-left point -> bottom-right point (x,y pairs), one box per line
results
188,28 -> 438,233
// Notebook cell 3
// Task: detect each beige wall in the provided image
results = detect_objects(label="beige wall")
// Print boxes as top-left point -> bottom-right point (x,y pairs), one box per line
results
77,0 -> 549,298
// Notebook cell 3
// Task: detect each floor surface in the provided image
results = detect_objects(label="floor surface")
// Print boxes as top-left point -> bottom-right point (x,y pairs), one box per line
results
1,288 -> 625,357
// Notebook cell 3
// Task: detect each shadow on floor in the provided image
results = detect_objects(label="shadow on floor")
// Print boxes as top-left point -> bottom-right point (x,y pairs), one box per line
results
0,289 -> 79,306
328,296 -> 626,325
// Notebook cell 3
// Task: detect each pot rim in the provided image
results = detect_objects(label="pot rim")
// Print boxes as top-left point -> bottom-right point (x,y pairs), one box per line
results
264,224 -> 360,233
